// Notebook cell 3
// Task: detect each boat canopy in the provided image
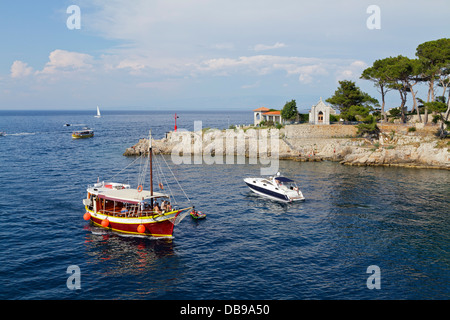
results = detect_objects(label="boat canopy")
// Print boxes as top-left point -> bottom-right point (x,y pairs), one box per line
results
274,177 -> 295,183
96,188 -> 168,204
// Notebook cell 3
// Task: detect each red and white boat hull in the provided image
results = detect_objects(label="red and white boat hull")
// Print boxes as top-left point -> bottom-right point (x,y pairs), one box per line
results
85,207 -> 181,238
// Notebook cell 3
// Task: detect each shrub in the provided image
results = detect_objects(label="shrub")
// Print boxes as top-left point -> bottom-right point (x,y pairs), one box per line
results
330,114 -> 340,122
356,115 -> 380,138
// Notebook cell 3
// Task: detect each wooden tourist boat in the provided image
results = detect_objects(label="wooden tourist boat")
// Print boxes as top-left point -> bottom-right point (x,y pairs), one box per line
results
72,127 -> 94,139
83,130 -> 192,238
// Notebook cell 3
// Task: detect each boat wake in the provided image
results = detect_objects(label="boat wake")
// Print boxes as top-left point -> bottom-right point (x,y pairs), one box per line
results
5,132 -> 36,136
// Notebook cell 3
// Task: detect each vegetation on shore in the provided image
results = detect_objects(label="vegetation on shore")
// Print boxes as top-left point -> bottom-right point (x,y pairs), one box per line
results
261,38 -> 450,140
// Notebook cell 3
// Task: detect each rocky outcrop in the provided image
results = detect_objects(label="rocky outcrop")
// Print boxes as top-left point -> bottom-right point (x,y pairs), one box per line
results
124,125 -> 450,170
338,135 -> 449,169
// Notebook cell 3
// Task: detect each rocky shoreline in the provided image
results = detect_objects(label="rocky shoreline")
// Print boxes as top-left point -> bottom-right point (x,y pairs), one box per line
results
124,124 -> 450,170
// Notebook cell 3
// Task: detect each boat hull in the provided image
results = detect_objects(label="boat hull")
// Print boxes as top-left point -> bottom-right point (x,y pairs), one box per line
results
72,133 -> 94,139
245,182 -> 290,202
244,180 -> 305,203
86,207 -> 180,238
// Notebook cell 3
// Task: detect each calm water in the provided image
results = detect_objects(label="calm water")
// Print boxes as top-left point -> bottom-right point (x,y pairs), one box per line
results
0,110 -> 448,300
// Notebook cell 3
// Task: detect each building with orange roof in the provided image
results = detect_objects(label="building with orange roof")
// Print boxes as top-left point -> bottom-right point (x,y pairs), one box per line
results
253,107 -> 270,126
262,110 -> 282,124
253,107 -> 283,126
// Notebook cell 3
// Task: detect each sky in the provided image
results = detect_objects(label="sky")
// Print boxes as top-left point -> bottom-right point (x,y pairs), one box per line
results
0,0 -> 448,112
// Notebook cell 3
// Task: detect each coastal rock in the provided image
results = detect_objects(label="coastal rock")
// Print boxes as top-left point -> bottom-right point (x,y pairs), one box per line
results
124,125 -> 450,170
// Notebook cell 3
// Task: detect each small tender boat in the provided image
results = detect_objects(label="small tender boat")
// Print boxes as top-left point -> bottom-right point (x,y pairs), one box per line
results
190,208 -> 206,219
83,130 -> 192,238
0,132 -> 5,136
72,128 -> 94,139
244,172 -> 305,202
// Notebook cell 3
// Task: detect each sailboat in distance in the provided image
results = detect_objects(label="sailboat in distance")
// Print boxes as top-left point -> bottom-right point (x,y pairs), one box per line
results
95,106 -> 101,118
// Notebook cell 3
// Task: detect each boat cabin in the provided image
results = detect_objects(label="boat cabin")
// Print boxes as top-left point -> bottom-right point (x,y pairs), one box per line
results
85,182 -> 174,218
274,177 -> 298,191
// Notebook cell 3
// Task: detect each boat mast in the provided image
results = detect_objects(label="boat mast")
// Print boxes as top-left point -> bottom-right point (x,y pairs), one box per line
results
149,130 -> 154,209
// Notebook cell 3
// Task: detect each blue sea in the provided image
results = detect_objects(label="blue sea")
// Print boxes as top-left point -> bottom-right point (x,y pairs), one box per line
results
0,110 -> 449,301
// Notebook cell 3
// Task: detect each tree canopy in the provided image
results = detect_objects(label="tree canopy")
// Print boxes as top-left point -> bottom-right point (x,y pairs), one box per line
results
281,99 -> 298,120
360,57 -> 395,121
326,80 -> 378,114
357,38 -> 450,134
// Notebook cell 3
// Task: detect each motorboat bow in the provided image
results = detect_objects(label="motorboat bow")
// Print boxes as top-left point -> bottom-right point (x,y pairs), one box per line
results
244,173 -> 305,202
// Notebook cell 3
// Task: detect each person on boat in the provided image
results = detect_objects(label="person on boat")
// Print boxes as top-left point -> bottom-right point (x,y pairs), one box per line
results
121,205 -> 129,215
154,202 -> 162,214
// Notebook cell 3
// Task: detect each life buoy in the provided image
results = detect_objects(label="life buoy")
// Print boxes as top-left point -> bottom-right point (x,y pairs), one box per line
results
137,185 -> 143,192
137,224 -> 146,233
159,182 -> 164,190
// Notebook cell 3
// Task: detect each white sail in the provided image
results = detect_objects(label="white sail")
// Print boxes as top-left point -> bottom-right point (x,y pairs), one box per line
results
95,106 -> 101,118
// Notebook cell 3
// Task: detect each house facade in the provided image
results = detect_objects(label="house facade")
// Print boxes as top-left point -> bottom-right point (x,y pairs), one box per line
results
253,107 -> 283,126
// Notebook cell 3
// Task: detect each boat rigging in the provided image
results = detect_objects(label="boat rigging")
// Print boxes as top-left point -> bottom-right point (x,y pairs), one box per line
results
83,130 -> 193,238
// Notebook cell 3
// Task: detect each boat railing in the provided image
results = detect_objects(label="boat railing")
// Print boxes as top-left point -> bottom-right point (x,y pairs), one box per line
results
98,206 -> 180,218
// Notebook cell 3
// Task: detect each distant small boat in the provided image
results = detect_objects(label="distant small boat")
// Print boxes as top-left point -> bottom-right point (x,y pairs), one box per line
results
95,106 -> 101,118
0,132 -> 5,136
64,123 -> 71,127
72,128 -> 94,139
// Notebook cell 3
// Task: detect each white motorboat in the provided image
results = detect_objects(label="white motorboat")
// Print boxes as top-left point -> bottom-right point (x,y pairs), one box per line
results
244,172 -> 305,202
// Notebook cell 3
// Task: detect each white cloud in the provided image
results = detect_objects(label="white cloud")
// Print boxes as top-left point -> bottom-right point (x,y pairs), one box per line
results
335,60 -> 368,82
193,54 -> 362,85
253,42 -> 286,52
10,61 -> 33,78
116,59 -> 147,74
37,50 -> 94,75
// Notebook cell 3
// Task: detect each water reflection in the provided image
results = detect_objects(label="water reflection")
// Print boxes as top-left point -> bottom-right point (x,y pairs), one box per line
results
83,225 -> 178,277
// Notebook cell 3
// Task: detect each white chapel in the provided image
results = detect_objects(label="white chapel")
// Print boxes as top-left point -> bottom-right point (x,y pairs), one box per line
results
308,98 -> 336,125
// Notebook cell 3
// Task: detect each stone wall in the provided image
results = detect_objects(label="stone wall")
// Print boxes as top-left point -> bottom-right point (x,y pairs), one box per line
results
378,123 -> 438,135
284,124 -> 357,138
